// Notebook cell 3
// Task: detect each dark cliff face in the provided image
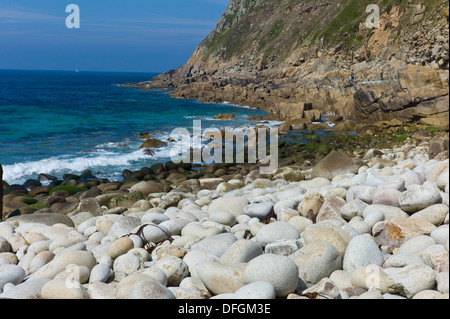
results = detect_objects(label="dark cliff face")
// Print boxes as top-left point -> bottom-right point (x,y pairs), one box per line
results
150,0 -> 449,128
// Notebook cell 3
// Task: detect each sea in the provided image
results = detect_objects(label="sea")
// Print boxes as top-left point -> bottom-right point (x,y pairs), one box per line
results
0,69 -> 274,185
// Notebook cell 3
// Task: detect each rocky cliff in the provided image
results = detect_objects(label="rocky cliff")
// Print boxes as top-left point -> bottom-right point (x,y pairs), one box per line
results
148,0 -> 449,128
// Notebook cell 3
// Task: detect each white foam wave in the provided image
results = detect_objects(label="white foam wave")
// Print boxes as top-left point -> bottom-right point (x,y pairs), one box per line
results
2,149 -> 153,185
222,101 -> 254,109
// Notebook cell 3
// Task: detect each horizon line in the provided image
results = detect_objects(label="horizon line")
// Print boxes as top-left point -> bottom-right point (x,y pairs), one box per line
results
0,67 -> 168,74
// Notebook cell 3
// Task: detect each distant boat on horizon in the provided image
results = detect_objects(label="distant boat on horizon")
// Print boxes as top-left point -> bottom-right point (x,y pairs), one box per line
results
75,69 -> 79,73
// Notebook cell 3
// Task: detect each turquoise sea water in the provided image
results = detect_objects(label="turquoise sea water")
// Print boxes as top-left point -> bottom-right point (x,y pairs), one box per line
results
0,70 -> 271,184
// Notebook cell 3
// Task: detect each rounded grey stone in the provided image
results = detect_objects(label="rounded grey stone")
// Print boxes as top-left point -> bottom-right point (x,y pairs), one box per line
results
128,280 -> 175,299
234,281 -> 276,299
0,264 -> 26,292
243,253 -> 298,297
343,234 -> 384,273
255,221 -> 300,247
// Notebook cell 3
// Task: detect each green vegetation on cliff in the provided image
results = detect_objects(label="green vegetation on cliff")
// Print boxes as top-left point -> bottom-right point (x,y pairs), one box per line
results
198,0 -> 448,68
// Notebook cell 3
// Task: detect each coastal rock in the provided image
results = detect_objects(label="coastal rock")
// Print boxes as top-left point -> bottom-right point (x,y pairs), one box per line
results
346,185 -> 377,204
243,202 -> 274,219
255,221 -> 300,247
272,167 -> 304,182
0,223 -> 14,239
351,265 -> 389,293
0,278 -> 50,299
297,192 -> 324,220
41,279 -> 89,299
233,281 -> 276,299
243,254 -> 299,297
290,241 -> 342,286
343,234 -> 384,273
362,204 -> 408,221
364,210 -> 385,228
430,225 -> 449,247
330,270 -> 352,290
128,280 -> 175,299
410,204 -> 449,226
383,253 -> 424,268
159,218 -> 191,236
208,197 -> 249,217
429,136 -> 449,159
179,277 -> 211,299
196,259 -> 246,295
399,184 -> 442,213
129,181 -> 164,196
265,239 -> 301,256
154,256 -> 190,286
208,210 -> 237,226
0,238 -> 11,253
0,264 -> 26,292
421,244 -> 449,270
316,196 -> 346,223
33,250 -> 96,280
89,263 -> 112,283
113,253 -> 143,275
87,281 -> 117,299
375,218 -> 436,249
108,237 -> 134,259
5,213 -> 74,228
301,226 -> 350,258
385,263 -> 437,298
191,233 -> 238,258
114,273 -> 155,299
397,235 -> 437,256
108,192 -> 145,209
212,113 -> 236,120
107,216 -> 142,238
412,290 -> 444,299
288,216 -> 313,233
28,251 -> 55,274
372,188 -> 401,207
340,199 -> 368,220
301,278 -> 341,299
311,151 -> 359,180
141,212 -> 170,225
436,272 -> 449,294
138,138 -> 168,149
142,224 -> 171,243
66,198 -> 103,218
219,239 -> 263,265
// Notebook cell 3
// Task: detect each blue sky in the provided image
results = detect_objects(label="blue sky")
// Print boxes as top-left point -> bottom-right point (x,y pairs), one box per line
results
0,0 -> 229,72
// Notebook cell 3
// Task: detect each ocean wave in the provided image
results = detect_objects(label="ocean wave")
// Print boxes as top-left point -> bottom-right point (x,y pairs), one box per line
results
2,148 -> 158,185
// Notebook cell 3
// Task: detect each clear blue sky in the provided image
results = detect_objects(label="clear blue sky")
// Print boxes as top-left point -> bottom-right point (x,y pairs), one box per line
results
0,0 -> 229,72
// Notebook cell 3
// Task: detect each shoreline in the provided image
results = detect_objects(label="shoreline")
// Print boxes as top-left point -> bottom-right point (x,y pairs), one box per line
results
2,118 -> 448,218
0,118 -> 448,299
0,94 -> 275,187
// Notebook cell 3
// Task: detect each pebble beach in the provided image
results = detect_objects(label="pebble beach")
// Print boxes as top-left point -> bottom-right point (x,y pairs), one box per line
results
0,123 -> 449,300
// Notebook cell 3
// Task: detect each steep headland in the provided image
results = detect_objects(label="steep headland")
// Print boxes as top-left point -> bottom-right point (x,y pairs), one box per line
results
142,0 -> 449,129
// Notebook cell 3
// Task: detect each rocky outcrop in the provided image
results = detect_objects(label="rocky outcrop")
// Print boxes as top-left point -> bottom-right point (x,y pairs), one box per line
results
134,0 -> 449,128
213,113 -> 237,120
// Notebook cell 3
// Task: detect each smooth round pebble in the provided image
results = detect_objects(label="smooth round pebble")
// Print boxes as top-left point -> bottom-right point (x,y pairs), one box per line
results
41,279 -> 89,299
343,234 -> 384,273
0,264 -> 26,292
128,280 -> 175,299
255,222 -> 300,247
234,281 -> 276,299
243,254 -> 298,297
